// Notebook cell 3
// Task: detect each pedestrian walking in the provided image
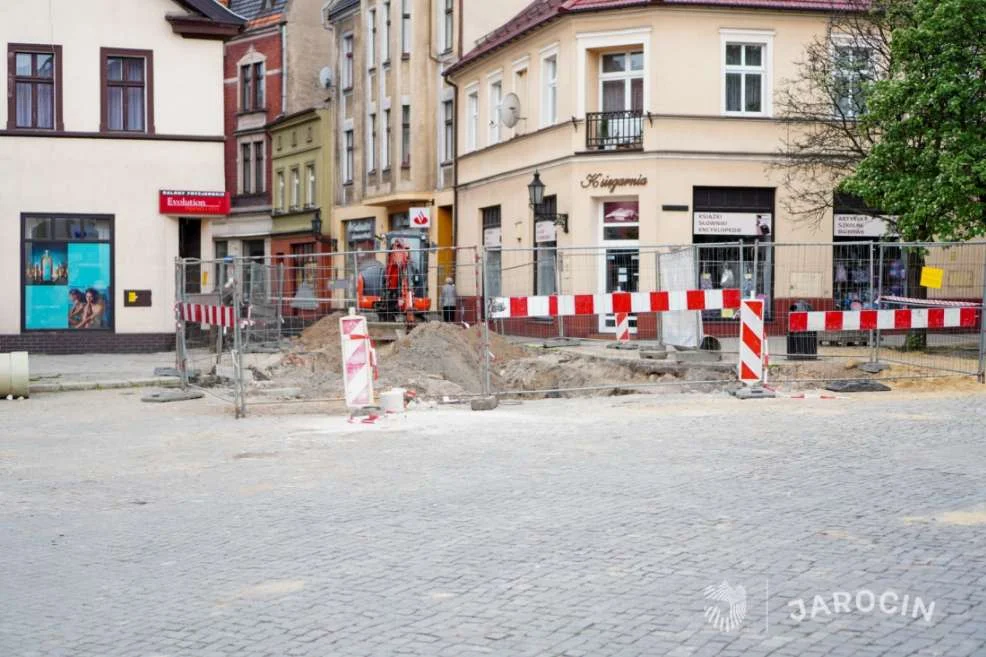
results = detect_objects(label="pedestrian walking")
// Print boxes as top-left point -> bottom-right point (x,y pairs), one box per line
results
440,277 -> 457,322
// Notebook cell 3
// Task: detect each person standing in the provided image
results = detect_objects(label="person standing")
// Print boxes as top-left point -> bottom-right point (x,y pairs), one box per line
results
440,277 -> 457,322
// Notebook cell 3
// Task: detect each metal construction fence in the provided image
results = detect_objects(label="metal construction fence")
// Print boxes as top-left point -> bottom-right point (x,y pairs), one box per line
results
174,241 -> 986,416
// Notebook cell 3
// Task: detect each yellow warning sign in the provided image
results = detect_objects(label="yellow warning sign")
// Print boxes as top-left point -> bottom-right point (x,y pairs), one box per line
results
127,291 -> 138,303
920,266 -> 944,289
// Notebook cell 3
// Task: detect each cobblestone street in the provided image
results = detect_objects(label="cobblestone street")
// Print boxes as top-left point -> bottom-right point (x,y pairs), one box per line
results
1,389 -> 985,657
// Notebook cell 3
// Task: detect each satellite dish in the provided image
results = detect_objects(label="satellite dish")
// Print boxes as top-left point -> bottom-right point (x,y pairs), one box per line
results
499,92 -> 522,128
318,66 -> 333,89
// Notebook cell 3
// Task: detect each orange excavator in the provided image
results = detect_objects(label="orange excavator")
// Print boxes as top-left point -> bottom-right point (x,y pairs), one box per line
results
356,231 -> 431,323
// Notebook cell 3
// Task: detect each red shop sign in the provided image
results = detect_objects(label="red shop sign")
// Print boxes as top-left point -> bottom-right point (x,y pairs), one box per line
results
159,190 -> 231,216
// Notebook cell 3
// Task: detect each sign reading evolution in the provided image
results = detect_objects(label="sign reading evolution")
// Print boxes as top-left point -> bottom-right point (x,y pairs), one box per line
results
159,190 -> 231,216
580,173 -> 648,193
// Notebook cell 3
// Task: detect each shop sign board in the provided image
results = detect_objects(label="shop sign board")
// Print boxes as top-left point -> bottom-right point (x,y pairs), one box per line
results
535,221 -> 556,243
834,214 -> 890,238
409,207 -> 431,228
693,212 -> 772,237
159,190 -> 230,216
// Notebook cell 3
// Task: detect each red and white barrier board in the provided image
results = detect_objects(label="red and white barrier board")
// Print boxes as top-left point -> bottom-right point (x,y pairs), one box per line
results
178,303 -> 236,328
789,308 -> 978,333
739,299 -> 765,385
491,289 -> 741,319
340,313 -> 375,409
615,312 -> 631,343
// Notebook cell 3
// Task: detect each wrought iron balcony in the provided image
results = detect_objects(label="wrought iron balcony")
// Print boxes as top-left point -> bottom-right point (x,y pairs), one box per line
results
585,110 -> 644,150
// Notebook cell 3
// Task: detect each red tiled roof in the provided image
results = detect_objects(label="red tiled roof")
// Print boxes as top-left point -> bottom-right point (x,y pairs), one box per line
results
448,0 -> 864,75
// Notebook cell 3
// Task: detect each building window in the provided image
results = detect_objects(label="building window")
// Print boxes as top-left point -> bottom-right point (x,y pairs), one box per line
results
512,66 -> 527,134
482,205 -> 502,299
366,113 -> 376,172
600,51 -> 643,113
101,48 -> 153,133
240,61 -> 264,111
389,212 -> 410,231
277,170 -> 286,211
8,44 -> 63,130
241,143 -> 251,194
489,79 -> 502,144
401,104 -> 410,166
382,108 -> 391,169
367,8 -> 376,68
342,34 -> 354,90
466,89 -> 478,151
442,0 -> 454,53
22,214 -> 113,331
722,32 -> 771,115
306,164 -> 316,206
383,0 -> 392,62
254,141 -> 264,194
541,53 -> 557,127
833,41 -> 872,118
441,99 -> 454,163
290,167 -> 300,208
401,0 -> 411,56
535,195 -> 557,295
344,129 -> 354,183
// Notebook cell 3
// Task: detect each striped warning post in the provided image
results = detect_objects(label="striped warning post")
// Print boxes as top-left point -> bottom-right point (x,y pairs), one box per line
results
739,299 -> 765,386
789,308 -> 978,332
615,312 -> 631,344
178,303 -> 236,328
491,288 -> 741,319
340,314 -> 374,409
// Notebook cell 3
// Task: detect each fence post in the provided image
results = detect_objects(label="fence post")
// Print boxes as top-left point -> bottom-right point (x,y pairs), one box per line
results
556,249 -> 565,339
875,242 -> 885,365
276,261 -> 285,344
174,258 -> 189,390
480,246 -> 491,396
233,258 -> 246,419
979,260 -> 986,383
868,242 -> 877,363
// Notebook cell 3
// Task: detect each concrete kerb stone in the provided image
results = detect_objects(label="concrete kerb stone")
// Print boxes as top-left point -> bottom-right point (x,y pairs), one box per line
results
29,377 -> 181,394
471,396 -> 499,411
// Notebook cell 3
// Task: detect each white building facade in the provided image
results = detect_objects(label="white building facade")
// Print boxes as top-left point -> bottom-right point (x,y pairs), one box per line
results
0,0 -> 242,352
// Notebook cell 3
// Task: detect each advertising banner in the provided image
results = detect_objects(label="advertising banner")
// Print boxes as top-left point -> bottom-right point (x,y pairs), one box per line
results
409,207 -> 431,229
694,212 -> 772,237
24,242 -> 111,330
834,214 -> 890,238
159,190 -> 231,216
535,221 -> 556,243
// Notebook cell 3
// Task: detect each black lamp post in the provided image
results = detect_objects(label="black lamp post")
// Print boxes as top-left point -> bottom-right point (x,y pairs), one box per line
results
527,170 -> 568,234
311,208 -> 325,243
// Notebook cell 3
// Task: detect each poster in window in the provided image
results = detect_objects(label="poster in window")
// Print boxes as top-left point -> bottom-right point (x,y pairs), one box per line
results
24,242 -> 111,330
603,201 -> 639,241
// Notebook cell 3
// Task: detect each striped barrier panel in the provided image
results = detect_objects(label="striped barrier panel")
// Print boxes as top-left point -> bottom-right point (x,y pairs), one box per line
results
739,299 -> 765,386
789,308 -> 978,333
490,289 -> 742,319
615,312 -> 631,343
340,313 -> 375,409
178,303 -> 236,328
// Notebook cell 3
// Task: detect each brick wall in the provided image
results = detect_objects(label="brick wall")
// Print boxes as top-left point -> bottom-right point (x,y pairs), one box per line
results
223,30 -> 284,201
0,333 -> 176,355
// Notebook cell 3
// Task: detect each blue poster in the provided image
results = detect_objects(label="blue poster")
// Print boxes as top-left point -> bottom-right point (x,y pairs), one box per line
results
24,242 -> 111,330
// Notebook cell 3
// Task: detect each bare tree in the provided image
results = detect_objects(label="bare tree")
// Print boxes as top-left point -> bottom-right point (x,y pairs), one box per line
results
773,0 -> 912,226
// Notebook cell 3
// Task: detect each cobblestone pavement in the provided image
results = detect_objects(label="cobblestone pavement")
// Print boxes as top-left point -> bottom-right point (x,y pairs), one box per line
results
1,389 -> 985,657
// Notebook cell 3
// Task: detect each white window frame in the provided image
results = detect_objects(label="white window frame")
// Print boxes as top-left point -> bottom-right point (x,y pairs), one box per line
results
341,33 -> 354,89
382,0 -> 391,63
381,107 -> 391,169
575,29 -> 651,117
441,99 -> 454,163
830,34 -> 874,119
512,58 -> 529,136
290,167 -> 300,208
540,47 -> 559,128
720,29 -> 773,117
400,103 -> 411,166
401,0 -> 411,55
276,169 -> 285,211
306,163 -> 316,207
465,85 -> 479,152
367,9 -> 376,68
441,0 -> 454,53
367,112 -> 377,172
488,74 -> 502,145
343,129 -> 354,183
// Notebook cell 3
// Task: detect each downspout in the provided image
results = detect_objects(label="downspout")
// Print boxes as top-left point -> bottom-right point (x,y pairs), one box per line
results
281,22 -> 288,113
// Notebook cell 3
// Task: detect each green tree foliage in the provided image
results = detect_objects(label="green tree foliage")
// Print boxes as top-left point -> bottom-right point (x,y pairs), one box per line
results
841,0 -> 986,241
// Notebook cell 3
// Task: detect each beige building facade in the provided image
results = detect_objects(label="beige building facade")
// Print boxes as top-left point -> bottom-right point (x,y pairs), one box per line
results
445,0 -> 965,335
0,0 -> 241,352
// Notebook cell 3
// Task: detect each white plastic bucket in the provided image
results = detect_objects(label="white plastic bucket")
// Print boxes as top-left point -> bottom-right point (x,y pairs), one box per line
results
0,351 -> 30,398
379,388 -> 405,413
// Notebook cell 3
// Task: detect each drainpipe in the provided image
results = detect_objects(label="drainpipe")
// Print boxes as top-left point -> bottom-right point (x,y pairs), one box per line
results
281,22 -> 288,113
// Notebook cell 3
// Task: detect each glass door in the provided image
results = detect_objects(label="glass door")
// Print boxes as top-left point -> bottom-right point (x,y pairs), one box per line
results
598,199 -> 640,333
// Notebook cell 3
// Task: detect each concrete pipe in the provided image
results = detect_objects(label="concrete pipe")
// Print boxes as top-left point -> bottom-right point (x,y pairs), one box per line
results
0,351 -> 30,398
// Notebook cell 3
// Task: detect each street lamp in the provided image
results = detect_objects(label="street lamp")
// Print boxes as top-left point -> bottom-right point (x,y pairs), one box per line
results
527,170 -> 568,234
311,208 -> 327,243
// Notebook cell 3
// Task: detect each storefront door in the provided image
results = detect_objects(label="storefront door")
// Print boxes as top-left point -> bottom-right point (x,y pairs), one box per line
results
598,199 -> 640,333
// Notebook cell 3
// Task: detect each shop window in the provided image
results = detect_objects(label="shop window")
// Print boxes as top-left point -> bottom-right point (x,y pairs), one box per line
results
291,242 -> 317,302
482,205 -> 502,299
345,218 -> 378,283
8,44 -> 63,130
101,48 -> 153,133
693,186 -> 774,319
534,195 -> 557,295
389,212 -> 410,231
22,214 -> 113,331
833,194 -> 899,309
602,200 -> 639,241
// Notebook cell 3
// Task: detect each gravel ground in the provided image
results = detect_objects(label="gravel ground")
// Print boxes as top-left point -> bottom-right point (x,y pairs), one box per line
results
1,389 -> 984,657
